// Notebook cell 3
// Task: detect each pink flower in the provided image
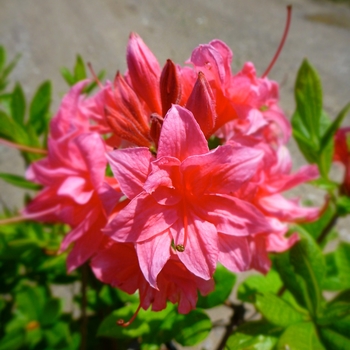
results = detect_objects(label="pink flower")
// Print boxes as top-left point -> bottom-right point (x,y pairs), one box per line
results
334,127 -> 350,196
23,83 -> 123,271
91,240 -> 214,314
105,104 -> 272,287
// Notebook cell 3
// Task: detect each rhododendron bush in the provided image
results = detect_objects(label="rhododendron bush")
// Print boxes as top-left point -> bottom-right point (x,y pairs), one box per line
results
1,16 -> 350,350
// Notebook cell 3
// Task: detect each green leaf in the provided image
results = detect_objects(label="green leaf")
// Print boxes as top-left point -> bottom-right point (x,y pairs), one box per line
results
43,321 -> 72,347
28,81 -> 51,135
289,227 -> 325,316
197,264 -> 236,308
277,322 -> 324,350
0,46 -> 5,72
319,327 -> 350,350
40,299 -> 61,326
226,321 -> 281,350
174,309 -> 211,346
60,67 -> 76,86
329,314 -> 350,338
97,304 -> 149,339
0,53 -> 20,91
0,173 -> 41,190
255,293 -> 307,327
0,330 -> 25,350
11,83 -> 26,125
237,269 -> 282,303
74,55 -> 87,81
294,59 -> 322,148
317,302 -> 350,326
320,102 -> 350,154
15,286 -> 46,320
336,196 -> 350,216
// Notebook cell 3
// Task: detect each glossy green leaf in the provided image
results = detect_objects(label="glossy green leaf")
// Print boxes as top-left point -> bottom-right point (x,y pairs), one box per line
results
329,314 -> 350,338
43,321 -> 72,347
255,293 -> 307,327
15,286 -> 46,320
11,83 -> 26,125
174,309 -> 211,346
277,322 -> 324,350
294,59 -> 322,148
74,55 -> 87,81
0,53 -> 20,91
197,264 -> 236,308
28,81 -> 51,135
60,67 -> 75,86
0,173 -> 41,190
336,196 -> 350,216
289,227 -> 325,316
237,269 -> 282,303
319,327 -> 350,350
226,321 -> 281,350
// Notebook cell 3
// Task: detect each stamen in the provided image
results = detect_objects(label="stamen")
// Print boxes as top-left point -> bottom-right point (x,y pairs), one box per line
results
87,62 -> 103,89
117,303 -> 142,327
0,138 -> 47,155
262,6 -> 292,78
0,215 -> 28,226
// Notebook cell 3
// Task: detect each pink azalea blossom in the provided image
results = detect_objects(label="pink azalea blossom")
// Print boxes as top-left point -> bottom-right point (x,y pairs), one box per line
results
334,127 -> 350,196
23,83 -> 123,271
91,240 -> 214,314
105,104 -> 273,287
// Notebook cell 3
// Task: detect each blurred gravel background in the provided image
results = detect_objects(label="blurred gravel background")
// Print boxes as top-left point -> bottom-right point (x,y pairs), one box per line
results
0,0 -> 350,348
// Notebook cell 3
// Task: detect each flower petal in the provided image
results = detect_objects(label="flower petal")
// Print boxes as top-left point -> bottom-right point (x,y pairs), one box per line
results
136,230 -> 172,288
107,147 -> 153,199
105,192 -> 178,242
182,144 -> 263,195
172,212 -> 218,280
195,194 -> 272,236
218,234 -> 251,272
157,105 -> 208,161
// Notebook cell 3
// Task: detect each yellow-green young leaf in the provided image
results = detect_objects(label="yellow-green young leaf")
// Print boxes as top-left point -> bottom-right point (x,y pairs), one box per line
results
319,327 -> 350,350
0,330 -> 25,350
11,82 -> 26,125
60,67 -> 75,86
0,46 -> 5,72
255,293 -> 307,327
28,81 -> 51,135
74,55 -> 87,81
277,322 -> 324,350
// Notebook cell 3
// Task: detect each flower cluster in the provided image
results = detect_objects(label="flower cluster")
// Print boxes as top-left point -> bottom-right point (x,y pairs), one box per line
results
23,34 -> 319,315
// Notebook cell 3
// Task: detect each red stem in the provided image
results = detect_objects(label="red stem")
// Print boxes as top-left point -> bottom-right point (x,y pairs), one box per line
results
262,6 -> 292,78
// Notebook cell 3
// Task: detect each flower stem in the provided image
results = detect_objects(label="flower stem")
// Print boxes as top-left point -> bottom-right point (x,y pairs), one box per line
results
0,138 -> 47,155
262,5 -> 292,78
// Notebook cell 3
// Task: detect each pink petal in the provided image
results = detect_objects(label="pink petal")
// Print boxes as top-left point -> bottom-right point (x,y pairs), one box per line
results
74,132 -> 107,189
66,215 -> 106,272
91,242 -> 143,294
127,33 -> 161,114
136,230 -> 172,288
195,194 -> 272,236
105,192 -> 178,243
171,212 -> 218,280
249,235 -> 271,274
57,176 -> 93,204
218,234 -> 251,272
259,194 -> 320,222
157,105 -> 208,161
181,144 -> 263,195
107,147 -> 153,199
